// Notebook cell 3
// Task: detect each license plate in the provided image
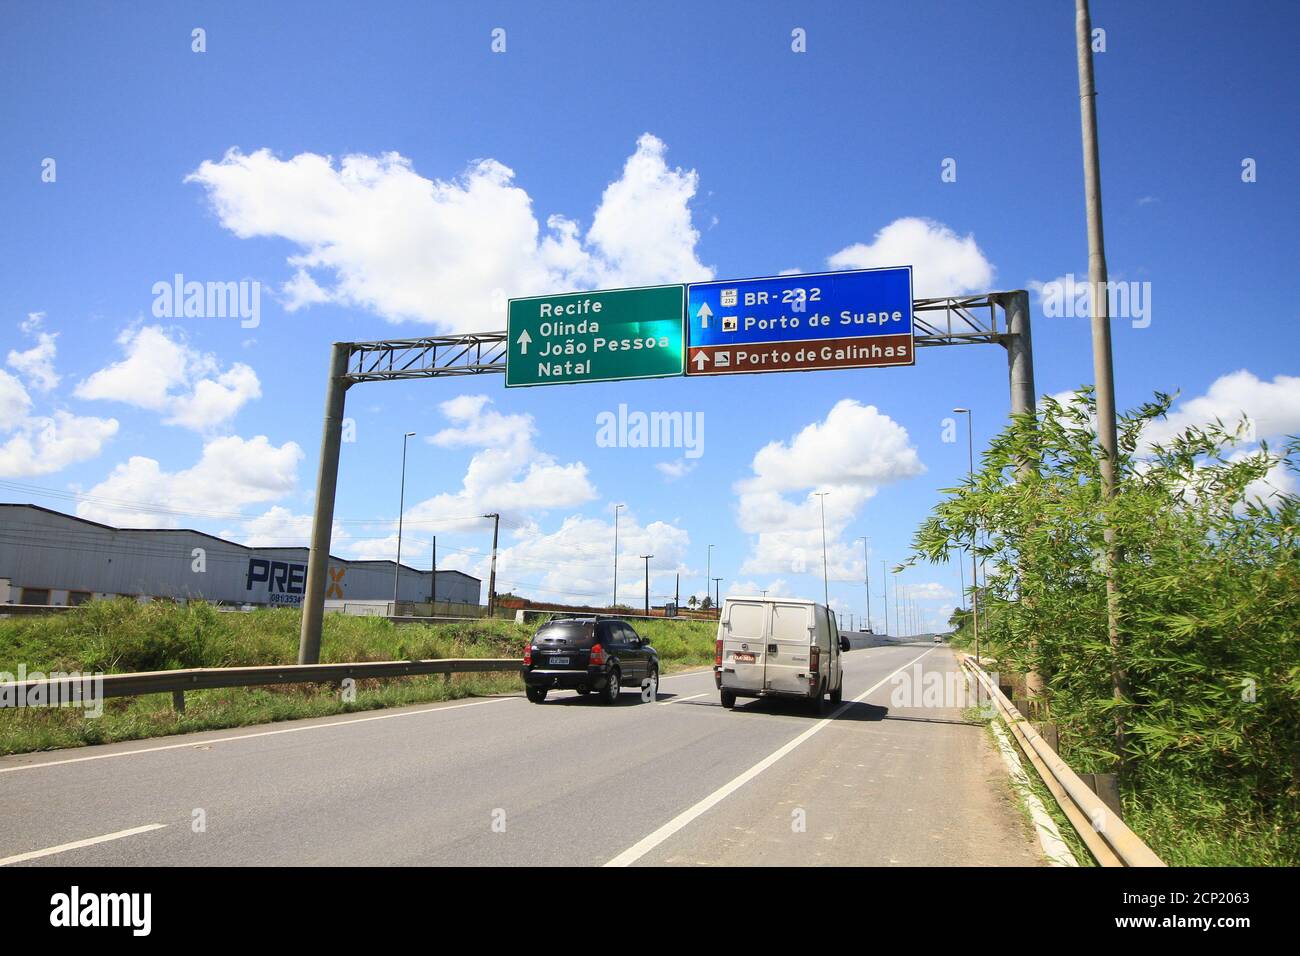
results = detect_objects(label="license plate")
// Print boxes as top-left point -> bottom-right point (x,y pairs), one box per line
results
734,652 -> 756,663
549,656 -> 570,665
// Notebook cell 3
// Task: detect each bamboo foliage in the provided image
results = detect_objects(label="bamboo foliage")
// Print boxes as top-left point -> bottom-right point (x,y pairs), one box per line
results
911,389 -> 1299,827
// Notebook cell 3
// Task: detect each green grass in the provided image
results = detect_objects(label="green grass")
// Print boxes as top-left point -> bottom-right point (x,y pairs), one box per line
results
0,600 -> 719,755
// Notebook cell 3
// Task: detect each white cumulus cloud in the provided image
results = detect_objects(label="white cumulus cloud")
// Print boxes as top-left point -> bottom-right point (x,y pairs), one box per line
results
74,325 -> 261,431
186,134 -> 713,332
735,400 -> 925,577
1142,370 -> 1300,449
828,217 -> 994,298
76,435 -> 303,527
7,313 -> 60,393
394,395 -> 597,540
0,323 -> 118,477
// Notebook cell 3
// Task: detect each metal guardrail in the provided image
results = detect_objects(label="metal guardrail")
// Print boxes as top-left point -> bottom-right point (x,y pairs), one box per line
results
960,654 -> 1165,867
0,658 -> 523,712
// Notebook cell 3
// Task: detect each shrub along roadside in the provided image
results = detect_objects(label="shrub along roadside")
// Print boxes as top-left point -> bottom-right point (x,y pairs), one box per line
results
0,602 -> 719,755
912,389 -> 1300,866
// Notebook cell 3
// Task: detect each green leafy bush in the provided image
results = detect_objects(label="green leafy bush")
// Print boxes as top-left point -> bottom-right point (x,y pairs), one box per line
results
911,389 -> 1300,864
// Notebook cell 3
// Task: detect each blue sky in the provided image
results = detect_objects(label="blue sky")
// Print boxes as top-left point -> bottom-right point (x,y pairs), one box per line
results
2,1 -> 1298,629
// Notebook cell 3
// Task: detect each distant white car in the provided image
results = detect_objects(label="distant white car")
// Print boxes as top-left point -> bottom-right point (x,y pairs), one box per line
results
933,635 -> 942,643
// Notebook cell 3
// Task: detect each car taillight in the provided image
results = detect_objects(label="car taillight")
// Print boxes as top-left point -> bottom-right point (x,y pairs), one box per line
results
589,643 -> 605,665
810,646 -> 820,672
715,639 -> 723,666
523,644 -> 532,665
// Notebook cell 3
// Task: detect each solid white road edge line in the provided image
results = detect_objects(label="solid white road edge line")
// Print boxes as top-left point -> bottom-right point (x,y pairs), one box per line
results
0,824 -> 168,866
987,715 -> 1078,867
604,646 -> 938,866
0,697 -> 516,775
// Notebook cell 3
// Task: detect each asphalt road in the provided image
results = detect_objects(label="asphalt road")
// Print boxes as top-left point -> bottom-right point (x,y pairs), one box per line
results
0,642 -> 1042,866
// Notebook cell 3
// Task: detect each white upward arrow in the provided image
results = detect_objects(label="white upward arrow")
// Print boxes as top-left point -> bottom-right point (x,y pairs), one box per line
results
692,351 -> 709,371
697,302 -> 713,328
516,329 -> 533,354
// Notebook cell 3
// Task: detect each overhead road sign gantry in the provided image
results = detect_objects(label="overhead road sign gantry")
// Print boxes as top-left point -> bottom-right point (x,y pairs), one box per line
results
506,284 -> 685,387
685,266 -> 913,376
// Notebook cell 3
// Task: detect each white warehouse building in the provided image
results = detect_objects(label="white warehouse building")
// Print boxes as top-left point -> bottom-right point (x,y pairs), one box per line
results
0,504 -> 480,610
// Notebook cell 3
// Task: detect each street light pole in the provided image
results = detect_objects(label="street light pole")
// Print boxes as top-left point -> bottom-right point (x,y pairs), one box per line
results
640,554 -> 653,616
856,536 -> 871,631
392,431 -> 416,611
954,407 -> 980,664
1077,0 -> 1127,760
712,577 -> 722,615
881,560 -> 888,637
612,503 -> 624,609
814,492 -> 830,606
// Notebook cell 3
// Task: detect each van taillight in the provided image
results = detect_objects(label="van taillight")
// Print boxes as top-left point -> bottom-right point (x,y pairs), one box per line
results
715,639 -> 723,666
589,643 -> 606,665
523,644 -> 532,665
810,646 -> 820,672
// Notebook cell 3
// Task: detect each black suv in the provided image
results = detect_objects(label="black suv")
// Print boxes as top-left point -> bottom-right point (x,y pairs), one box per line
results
522,617 -> 659,704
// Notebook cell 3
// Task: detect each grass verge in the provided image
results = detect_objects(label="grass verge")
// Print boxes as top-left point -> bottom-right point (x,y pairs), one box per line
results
0,600 -> 719,755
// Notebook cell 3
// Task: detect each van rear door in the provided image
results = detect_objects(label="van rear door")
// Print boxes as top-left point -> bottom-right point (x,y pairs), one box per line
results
767,602 -> 814,695
719,600 -> 766,692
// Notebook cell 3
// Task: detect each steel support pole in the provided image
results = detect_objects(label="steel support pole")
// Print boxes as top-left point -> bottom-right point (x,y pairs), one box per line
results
1003,290 -> 1043,695
1004,290 -> 1037,421
298,342 -> 351,665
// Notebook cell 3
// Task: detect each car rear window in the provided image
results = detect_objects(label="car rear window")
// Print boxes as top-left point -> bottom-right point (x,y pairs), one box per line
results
726,602 -> 765,638
773,603 -> 812,642
534,621 -> 595,646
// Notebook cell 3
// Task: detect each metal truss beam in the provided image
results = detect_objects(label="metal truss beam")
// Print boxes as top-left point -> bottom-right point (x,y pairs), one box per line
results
340,292 -> 1019,385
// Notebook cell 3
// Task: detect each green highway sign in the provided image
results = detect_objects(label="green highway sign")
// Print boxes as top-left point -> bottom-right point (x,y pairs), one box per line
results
506,285 -> 685,387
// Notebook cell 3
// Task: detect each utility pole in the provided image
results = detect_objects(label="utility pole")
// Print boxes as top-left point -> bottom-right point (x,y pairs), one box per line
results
814,491 -> 830,606
612,503 -> 624,608
712,577 -> 722,615
392,431 -> 416,612
856,536 -> 871,631
894,573 -> 901,637
954,408 -> 979,663
675,571 -> 680,610
705,543 -> 714,611
1076,0 -> 1127,762
430,534 -> 437,608
640,554 -> 653,616
485,512 -> 500,618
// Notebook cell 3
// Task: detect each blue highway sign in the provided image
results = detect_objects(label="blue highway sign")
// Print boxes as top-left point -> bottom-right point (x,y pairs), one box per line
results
685,267 -> 913,376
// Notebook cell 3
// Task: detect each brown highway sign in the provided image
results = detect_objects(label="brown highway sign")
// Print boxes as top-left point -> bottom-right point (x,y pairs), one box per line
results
687,333 -> 913,376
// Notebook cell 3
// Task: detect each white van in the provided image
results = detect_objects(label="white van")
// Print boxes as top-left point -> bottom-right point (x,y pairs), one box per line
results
713,596 -> 849,712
